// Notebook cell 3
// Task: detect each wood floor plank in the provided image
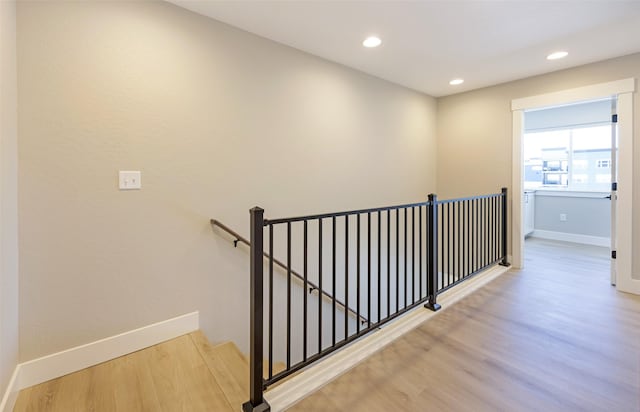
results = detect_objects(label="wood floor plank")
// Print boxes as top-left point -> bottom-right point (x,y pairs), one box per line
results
111,350 -> 161,412
13,333 -> 237,412
289,238 -> 640,411
13,379 -> 60,412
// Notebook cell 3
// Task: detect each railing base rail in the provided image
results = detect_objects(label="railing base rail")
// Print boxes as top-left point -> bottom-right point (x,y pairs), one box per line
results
242,401 -> 271,412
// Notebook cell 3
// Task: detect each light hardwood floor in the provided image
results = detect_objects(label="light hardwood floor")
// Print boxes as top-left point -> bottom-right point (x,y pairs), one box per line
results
289,238 -> 640,411
13,331 -> 249,412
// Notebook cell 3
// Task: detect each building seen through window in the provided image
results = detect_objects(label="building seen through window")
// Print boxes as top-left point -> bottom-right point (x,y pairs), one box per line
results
524,125 -> 613,191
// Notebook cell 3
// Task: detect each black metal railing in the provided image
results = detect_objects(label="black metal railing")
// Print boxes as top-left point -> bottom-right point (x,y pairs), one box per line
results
242,189 -> 509,412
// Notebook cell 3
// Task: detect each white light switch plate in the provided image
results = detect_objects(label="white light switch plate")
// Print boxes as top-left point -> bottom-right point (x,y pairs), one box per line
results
119,171 -> 141,190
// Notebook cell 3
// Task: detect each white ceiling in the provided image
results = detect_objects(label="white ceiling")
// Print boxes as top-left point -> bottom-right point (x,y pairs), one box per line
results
168,1 -> 640,97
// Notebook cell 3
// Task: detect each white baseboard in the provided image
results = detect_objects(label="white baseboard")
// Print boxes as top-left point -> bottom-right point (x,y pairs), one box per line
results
0,311 -> 199,412
0,366 -> 20,412
265,265 -> 511,411
530,230 -> 610,247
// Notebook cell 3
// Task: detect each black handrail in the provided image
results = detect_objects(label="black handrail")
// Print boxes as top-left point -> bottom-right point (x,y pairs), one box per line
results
210,219 -> 368,325
265,199 -> 430,225
265,193 -> 503,225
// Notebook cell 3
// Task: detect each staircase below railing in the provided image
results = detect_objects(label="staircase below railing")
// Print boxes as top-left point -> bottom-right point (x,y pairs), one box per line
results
242,189 -> 509,412
210,219 -> 368,325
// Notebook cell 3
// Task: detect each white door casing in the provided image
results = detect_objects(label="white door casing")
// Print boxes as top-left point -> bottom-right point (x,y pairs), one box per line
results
511,78 -> 637,295
614,92 -> 637,294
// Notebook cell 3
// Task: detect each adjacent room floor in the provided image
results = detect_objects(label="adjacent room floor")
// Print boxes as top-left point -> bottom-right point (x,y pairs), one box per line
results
289,238 -> 640,411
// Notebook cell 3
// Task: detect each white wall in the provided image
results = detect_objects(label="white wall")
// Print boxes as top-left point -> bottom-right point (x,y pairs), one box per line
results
17,1 -> 437,361
0,0 -> 19,396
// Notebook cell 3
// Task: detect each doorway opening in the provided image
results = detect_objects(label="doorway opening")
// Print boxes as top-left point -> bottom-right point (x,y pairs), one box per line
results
510,78 -> 637,295
522,99 -> 615,285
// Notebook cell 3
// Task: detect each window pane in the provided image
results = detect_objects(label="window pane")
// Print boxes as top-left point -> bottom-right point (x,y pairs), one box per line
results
573,174 -> 588,183
571,125 -> 611,191
572,126 -> 611,151
573,159 -> 588,170
524,125 -> 611,191
524,130 -> 569,189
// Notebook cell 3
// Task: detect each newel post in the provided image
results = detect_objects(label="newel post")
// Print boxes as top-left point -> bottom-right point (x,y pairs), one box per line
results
500,188 -> 511,267
243,207 -> 270,412
425,194 -> 441,312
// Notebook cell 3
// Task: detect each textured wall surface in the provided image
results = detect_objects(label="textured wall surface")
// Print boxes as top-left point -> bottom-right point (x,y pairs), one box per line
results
0,0 -> 19,395
17,1 -> 436,361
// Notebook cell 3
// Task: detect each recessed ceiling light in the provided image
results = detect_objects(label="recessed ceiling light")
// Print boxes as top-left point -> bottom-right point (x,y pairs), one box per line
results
449,78 -> 464,85
363,36 -> 382,48
547,51 -> 568,60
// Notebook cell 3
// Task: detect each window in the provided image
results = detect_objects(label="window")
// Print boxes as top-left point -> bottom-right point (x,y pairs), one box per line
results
572,174 -> 588,183
573,159 -> 588,170
524,125 -> 613,191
